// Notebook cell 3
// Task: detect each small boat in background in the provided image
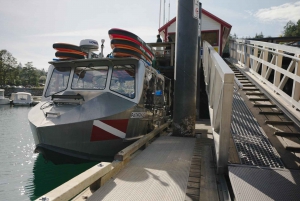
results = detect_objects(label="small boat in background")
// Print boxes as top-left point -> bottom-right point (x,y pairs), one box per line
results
0,89 -> 10,105
11,92 -> 33,106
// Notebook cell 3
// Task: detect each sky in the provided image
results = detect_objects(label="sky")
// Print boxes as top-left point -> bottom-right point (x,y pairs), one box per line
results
0,0 -> 299,70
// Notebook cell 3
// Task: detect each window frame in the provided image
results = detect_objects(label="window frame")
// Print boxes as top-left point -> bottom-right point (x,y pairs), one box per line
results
109,64 -> 136,99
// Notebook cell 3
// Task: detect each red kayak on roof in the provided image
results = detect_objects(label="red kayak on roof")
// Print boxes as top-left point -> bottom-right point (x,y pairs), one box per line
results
112,47 -> 151,65
111,39 -> 152,62
108,28 -> 154,60
53,43 -> 87,60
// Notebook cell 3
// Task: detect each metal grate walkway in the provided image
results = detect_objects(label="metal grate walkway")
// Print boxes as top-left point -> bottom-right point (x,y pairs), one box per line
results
229,165 -> 300,201
231,89 -> 284,168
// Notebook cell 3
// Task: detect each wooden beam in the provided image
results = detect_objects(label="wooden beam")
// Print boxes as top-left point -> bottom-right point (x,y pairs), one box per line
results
249,98 -> 270,101
246,92 -> 264,95
265,120 -> 294,125
259,111 -> 284,115
274,132 -> 300,137
285,146 -> 300,152
114,122 -> 170,161
254,104 -> 277,107
242,88 -> 259,91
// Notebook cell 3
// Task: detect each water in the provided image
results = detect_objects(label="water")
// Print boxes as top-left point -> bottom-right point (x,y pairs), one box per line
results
0,105 -> 97,201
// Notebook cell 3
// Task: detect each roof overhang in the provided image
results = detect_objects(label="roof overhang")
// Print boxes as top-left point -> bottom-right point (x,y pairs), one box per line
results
158,8 -> 232,32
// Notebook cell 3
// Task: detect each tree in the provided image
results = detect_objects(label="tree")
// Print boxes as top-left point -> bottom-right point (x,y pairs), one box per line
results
39,76 -> 47,84
0,50 -> 17,85
20,62 -> 39,86
254,32 -> 264,39
283,20 -> 300,36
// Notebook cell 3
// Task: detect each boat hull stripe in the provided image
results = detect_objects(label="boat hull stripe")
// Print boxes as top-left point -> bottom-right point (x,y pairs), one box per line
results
93,120 -> 126,139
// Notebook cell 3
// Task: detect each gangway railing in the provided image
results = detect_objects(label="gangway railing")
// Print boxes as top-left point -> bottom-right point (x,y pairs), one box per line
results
229,39 -> 300,126
202,41 -> 235,174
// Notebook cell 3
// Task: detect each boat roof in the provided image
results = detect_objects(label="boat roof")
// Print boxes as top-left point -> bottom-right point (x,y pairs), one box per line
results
14,92 -> 32,95
0,89 -> 4,92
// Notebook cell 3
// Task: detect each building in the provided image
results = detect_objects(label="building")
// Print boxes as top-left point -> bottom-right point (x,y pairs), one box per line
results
158,9 -> 232,55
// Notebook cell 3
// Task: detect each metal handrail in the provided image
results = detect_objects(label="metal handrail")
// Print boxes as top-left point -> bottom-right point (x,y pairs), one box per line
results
229,39 -> 300,124
203,41 -> 235,174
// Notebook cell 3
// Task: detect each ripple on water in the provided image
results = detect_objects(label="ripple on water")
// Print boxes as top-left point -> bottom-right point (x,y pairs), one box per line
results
0,105 -> 97,200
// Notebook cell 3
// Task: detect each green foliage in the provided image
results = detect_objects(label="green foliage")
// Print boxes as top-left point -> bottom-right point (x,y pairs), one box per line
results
0,49 -> 47,87
283,20 -> 300,36
254,32 -> 264,39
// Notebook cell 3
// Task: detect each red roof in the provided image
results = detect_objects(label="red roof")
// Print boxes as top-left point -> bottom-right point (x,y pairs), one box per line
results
158,9 -> 232,32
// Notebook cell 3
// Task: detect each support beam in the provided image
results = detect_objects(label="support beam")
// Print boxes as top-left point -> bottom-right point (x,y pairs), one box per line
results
173,0 -> 198,136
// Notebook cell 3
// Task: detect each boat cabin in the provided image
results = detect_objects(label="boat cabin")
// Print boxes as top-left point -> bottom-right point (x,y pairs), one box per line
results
44,58 -> 170,110
0,89 -> 10,105
11,92 -> 33,106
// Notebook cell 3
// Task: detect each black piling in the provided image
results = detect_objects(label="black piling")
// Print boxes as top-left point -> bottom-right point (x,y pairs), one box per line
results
172,0 -> 199,136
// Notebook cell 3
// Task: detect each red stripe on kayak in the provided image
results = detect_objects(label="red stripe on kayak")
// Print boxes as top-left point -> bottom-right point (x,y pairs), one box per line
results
109,34 -> 154,59
90,125 -> 121,141
101,119 -> 129,133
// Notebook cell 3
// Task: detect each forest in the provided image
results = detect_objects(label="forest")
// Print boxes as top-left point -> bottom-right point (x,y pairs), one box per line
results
0,50 -> 46,87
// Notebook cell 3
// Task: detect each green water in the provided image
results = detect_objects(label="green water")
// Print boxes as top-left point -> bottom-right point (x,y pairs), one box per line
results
0,105 -> 97,201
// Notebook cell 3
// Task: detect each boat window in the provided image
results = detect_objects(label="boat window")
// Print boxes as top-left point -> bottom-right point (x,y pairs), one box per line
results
71,66 -> 108,90
110,65 -> 135,99
45,67 -> 71,97
15,94 -> 29,101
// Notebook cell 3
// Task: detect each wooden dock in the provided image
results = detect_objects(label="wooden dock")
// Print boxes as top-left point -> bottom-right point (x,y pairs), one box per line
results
71,120 -> 221,201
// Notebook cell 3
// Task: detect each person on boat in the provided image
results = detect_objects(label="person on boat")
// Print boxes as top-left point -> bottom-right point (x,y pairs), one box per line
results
166,35 -> 173,50
156,35 -> 162,42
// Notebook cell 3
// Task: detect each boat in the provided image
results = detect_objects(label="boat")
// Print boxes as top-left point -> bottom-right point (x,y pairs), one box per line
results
0,89 -> 10,105
11,92 -> 33,106
28,36 -> 172,164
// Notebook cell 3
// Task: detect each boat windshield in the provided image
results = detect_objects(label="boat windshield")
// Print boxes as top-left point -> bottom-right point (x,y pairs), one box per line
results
45,67 -> 71,97
71,66 -> 108,90
110,65 -> 135,99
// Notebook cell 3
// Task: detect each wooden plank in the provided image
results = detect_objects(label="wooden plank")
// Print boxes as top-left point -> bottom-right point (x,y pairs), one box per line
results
254,104 -> 277,108
249,98 -> 270,101
285,146 -> 300,152
246,92 -> 264,95
274,132 -> 300,137
259,111 -> 284,115
185,194 -> 199,201
265,120 -> 294,125
36,162 -> 112,201
200,146 -> 219,201
189,177 -> 200,183
242,88 -> 260,91
188,182 -> 200,188
114,122 -> 170,161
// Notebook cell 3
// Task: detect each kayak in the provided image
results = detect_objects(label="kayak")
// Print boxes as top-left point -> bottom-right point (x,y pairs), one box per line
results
55,51 -> 85,59
112,48 -> 151,65
108,28 -> 154,60
111,39 -> 152,62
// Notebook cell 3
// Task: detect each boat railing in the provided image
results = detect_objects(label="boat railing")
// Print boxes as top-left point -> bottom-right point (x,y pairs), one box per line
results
229,39 -> 300,126
147,42 -> 175,66
202,40 -> 235,174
